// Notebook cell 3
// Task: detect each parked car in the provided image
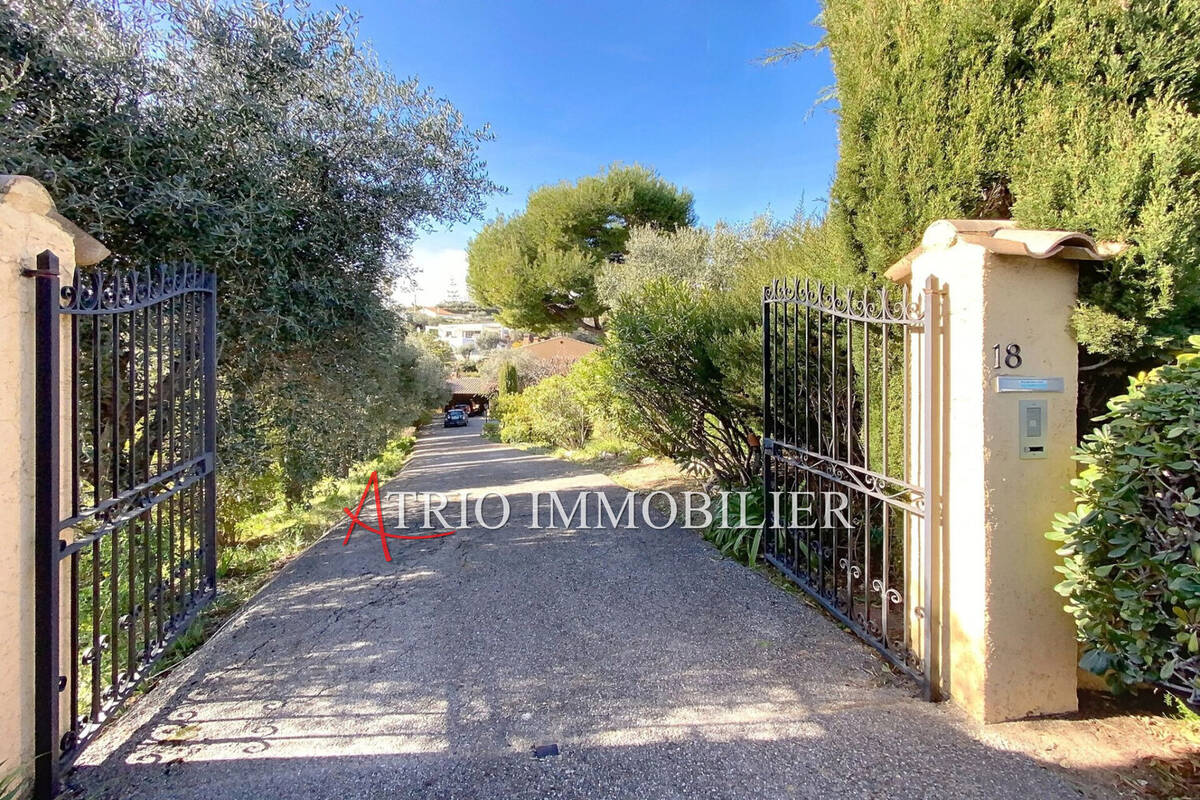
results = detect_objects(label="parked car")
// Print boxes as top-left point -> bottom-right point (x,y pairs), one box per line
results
444,408 -> 468,428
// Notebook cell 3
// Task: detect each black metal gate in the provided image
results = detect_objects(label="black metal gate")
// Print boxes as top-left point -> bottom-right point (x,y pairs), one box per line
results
761,277 -> 939,698
30,251 -> 217,798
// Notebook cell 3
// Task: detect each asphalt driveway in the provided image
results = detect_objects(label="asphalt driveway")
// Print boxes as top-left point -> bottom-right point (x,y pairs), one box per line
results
72,420 -> 1095,799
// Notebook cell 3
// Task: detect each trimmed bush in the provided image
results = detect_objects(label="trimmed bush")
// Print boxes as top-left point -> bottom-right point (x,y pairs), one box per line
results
1048,336 -> 1200,702
817,0 -> 1200,366
499,363 -> 520,395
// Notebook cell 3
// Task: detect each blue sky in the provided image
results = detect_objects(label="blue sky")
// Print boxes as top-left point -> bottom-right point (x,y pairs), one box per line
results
320,0 -> 837,304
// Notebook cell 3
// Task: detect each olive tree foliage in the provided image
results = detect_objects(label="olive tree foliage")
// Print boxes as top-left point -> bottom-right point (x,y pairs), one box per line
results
775,0 -> 1200,409
466,164 -> 695,334
1,0 -> 494,503
596,220 -> 771,305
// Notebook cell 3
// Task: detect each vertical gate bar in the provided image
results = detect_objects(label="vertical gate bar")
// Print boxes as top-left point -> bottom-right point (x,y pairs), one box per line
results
109,307 -> 120,694
792,289 -> 800,569
761,287 -> 772,555
920,275 -> 940,700
803,280 -> 810,448
69,304 -> 80,744
862,315 -> 871,634
168,293 -> 177,624
141,300 -> 150,657
803,283 -> 811,577
127,300 -> 137,679
187,290 -> 198,600
781,287 -> 789,453
815,282 -> 822,455
863,313 -> 870,473
845,291 -> 852,461
881,293 -> 893,652
815,292 -> 824,592
181,289 -> 190,603
882,500 -> 891,650
32,251 -> 61,800
181,291 -> 191,601
846,306 -> 854,615
90,312 -> 101,724
839,313 -> 848,614
790,283 -> 798,455
192,290 -> 202,596
881,288 -> 889,478
155,288 -> 164,641
900,285 -> 910,668
829,294 -> 837,463
780,289 -> 789,566
788,291 -> 798,571
203,281 -> 218,592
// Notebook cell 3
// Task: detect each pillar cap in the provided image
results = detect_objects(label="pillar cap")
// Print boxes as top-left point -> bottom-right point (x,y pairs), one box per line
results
885,219 -> 1127,283
0,175 -> 110,266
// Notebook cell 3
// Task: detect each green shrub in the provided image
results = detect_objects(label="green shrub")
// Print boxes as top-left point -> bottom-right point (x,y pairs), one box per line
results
1048,336 -> 1200,702
599,216 -> 864,487
498,374 -> 590,449
492,352 -> 635,451
466,164 -> 694,333
607,279 -> 758,486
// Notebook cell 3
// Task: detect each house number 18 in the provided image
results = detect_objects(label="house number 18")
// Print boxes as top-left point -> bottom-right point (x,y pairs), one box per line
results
993,343 -> 1023,369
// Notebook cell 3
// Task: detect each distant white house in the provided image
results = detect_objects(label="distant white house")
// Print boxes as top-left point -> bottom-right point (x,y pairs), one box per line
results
431,320 -> 513,357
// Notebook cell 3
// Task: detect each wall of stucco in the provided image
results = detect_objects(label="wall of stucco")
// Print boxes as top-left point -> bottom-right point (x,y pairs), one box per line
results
908,235 -> 1080,722
0,177 -> 82,785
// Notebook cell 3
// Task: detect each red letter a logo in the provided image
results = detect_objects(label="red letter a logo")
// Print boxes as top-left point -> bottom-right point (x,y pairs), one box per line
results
342,471 -> 397,562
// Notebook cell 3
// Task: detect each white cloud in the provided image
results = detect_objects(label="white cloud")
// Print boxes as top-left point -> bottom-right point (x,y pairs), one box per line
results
394,246 -> 469,307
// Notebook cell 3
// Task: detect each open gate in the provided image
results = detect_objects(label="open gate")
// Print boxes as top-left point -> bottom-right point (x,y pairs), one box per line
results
30,251 -> 217,798
761,277 -> 939,698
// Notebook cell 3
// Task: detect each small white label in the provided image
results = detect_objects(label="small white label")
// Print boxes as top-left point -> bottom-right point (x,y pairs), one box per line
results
996,376 -> 1064,393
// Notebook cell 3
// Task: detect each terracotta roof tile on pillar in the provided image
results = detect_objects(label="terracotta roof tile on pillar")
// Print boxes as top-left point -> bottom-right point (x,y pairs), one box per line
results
885,219 -> 1127,283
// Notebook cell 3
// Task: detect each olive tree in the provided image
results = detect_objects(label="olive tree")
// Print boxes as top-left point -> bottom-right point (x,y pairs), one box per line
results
1,0 -> 496,503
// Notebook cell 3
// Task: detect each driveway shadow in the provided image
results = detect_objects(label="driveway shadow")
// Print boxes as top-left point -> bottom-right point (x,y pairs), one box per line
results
70,423 -> 1096,799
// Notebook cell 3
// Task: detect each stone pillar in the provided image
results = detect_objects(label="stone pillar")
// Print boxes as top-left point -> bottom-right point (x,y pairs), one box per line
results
0,176 -> 107,784
888,219 -> 1120,723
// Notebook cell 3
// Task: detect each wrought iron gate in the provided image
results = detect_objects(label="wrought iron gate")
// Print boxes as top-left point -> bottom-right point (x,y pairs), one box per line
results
761,277 -> 939,699
30,251 -> 217,798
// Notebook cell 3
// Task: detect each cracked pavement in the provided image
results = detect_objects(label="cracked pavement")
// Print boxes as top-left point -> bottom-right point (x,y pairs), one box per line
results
71,421 -> 1100,799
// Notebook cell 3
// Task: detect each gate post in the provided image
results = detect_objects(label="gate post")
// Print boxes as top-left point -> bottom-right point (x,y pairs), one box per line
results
887,219 -> 1122,722
0,176 -> 108,796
